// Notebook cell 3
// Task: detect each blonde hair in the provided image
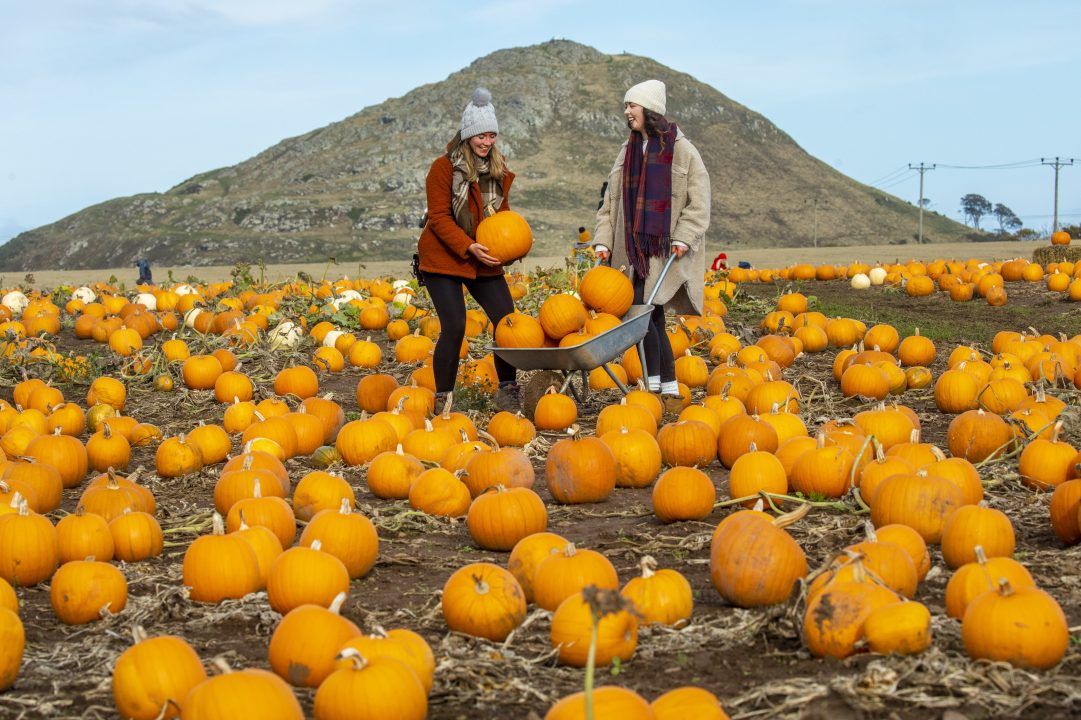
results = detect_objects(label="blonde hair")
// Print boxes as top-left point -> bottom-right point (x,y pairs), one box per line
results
456,138 -> 506,182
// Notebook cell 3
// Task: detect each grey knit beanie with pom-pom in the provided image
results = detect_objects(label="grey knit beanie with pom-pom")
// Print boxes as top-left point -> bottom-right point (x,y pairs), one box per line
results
460,87 -> 498,140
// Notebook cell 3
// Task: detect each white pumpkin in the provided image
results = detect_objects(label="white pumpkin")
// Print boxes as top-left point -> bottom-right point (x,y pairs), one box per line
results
268,321 -> 303,350
1,291 -> 29,316
72,286 -> 96,304
868,267 -> 888,286
184,307 -> 204,329
133,293 -> 157,310
173,284 -> 196,296
337,290 -> 363,303
850,273 -> 871,290
322,330 -> 344,348
391,280 -> 411,290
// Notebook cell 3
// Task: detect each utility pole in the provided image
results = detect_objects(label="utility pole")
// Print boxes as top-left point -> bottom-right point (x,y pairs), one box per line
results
1040,157 -> 1077,233
908,163 -> 935,244
806,197 -> 827,248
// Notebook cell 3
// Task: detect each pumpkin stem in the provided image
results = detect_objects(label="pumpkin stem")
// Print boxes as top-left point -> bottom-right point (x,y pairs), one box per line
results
472,574 -> 490,595
237,509 -> 250,532
974,544 -> 989,565
639,555 -> 657,579
1051,420 -> 1063,444
336,646 -> 370,671
329,591 -> 348,614
311,539 -> 323,552
338,498 -> 352,514
997,578 -> 1015,597
477,430 -> 501,451
211,512 -> 225,536
863,521 -> 878,543
210,657 -> 233,676
131,625 -> 148,645
772,502 -> 811,528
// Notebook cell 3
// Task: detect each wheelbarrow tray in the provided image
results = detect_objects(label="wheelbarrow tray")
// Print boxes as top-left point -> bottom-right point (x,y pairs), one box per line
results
488,303 -> 654,373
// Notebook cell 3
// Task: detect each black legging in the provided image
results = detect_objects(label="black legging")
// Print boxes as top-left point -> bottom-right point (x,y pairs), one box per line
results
422,271 -> 516,393
633,272 -> 676,383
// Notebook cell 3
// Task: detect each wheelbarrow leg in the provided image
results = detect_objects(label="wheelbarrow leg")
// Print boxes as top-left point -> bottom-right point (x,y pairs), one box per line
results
559,372 -> 575,395
637,340 -> 648,388
602,363 -> 630,395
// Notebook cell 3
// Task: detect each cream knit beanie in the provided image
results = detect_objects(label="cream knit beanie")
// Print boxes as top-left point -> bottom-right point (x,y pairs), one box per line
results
460,87 -> 499,140
624,79 -> 666,115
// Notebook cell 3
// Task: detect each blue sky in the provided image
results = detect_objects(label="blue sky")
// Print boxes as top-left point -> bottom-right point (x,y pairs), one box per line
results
2,0 -> 1079,243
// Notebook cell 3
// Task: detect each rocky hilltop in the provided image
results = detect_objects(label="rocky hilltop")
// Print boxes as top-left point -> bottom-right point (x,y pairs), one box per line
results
0,40 -> 970,271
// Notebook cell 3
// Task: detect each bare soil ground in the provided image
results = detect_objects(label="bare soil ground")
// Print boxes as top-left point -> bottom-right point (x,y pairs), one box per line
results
1,275 -> 1079,719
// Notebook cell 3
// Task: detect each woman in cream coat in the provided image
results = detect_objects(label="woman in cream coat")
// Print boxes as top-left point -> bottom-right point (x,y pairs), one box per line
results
594,79 -> 710,406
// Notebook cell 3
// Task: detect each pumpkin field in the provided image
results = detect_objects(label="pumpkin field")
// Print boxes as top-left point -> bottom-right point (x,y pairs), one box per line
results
1,241 -> 1080,719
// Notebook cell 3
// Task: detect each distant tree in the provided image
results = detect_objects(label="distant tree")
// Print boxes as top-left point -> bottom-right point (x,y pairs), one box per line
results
1016,228 -> 1039,240
993,203 -> 1022,233
960,194 -> 992,229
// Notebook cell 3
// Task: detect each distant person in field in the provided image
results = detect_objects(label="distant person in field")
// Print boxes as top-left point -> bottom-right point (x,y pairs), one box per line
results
416,87 -> 522,411
593,79 -> 710,408
135,259 -> 152,285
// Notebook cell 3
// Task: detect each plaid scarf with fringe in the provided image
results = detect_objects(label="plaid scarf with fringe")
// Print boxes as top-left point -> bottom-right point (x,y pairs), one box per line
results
622,123 -> 678,278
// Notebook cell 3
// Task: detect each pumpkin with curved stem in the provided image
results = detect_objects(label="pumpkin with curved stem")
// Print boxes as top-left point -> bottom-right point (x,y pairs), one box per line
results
533,543 -> 619,612
182,513 -> 261,603
652,466 -> 716,523
49,558 -> 128,624
299,499 -> 379,579
494,312 -> 545,348
314,647 -> 427,720
441,562 -> 526,642
112,626 -> 207,720
864,601 -> 932,656
940,504 -> 1015,569
545,428 -> 616,504
620,556 -> 693,626
710,505 -> 808,607
267,592 -> 361,689
962,579 -> 1069,669
267,540 -> 351,615
467,485 -> 547,551
507,531 -> 568,603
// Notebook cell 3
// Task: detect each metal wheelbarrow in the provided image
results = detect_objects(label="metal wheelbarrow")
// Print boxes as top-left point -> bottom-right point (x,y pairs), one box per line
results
488,254 -> 676,403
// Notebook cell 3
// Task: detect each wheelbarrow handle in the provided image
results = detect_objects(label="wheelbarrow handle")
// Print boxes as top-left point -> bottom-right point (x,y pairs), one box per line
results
645,253 -> 678,306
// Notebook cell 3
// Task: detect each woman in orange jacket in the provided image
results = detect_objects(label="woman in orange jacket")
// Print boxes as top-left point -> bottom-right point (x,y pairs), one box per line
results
416,87 -> 521,409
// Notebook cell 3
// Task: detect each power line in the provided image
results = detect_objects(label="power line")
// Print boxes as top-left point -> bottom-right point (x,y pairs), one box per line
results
876,171 -> 917,192
935,159 -> 1044,170
867,165 -> 911,186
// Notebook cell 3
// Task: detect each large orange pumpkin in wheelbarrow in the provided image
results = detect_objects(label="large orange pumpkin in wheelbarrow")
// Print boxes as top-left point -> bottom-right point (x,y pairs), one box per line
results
476,211 -> 533,264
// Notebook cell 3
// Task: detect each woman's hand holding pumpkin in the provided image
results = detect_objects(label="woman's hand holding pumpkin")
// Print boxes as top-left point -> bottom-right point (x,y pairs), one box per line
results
467,243 -> 501,266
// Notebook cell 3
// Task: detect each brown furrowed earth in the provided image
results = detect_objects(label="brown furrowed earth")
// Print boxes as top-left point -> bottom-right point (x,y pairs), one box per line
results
1,271 -> 1079,719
